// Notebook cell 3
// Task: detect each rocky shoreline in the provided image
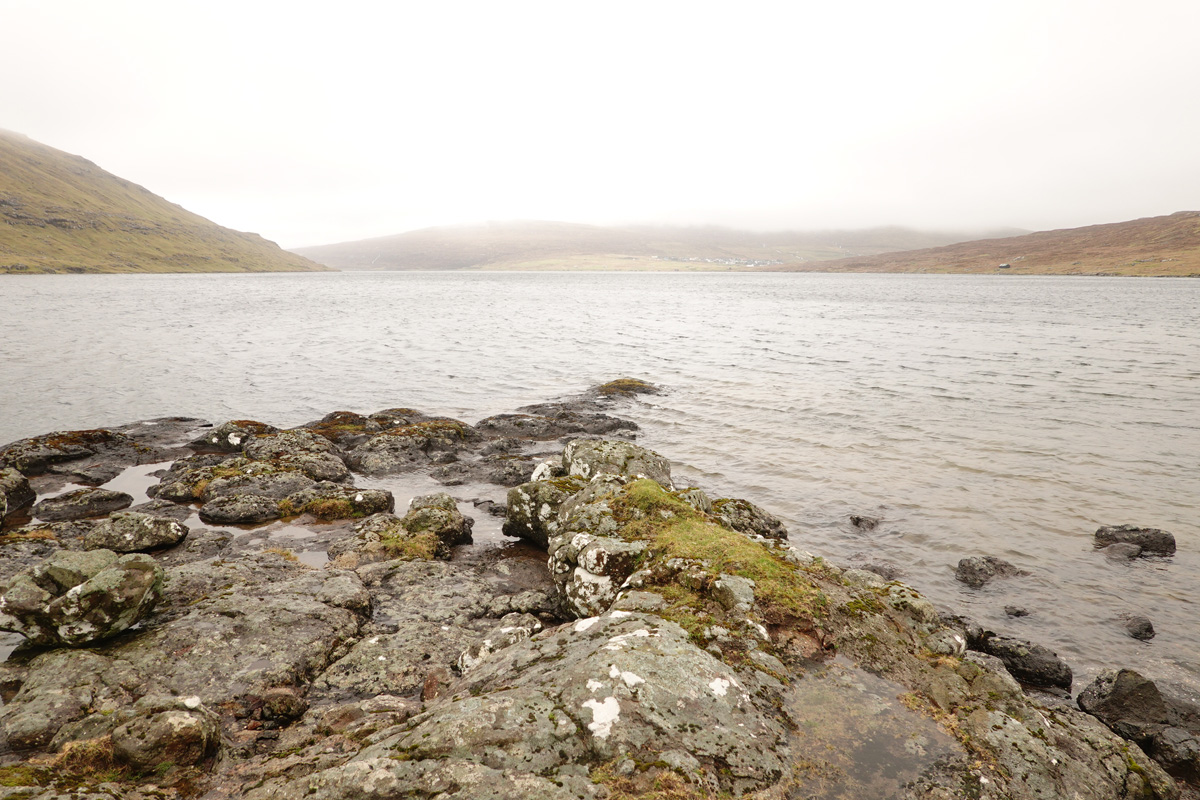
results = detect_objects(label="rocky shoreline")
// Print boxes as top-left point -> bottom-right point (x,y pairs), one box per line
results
0,379 -> 1194,799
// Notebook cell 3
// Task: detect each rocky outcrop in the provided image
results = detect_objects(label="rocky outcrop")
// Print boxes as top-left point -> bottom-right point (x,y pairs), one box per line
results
562,438 -> 672,486
712,496 -> 789,539
190,419 -> 279,452
1079,669 -> 1200,780
0,549 -> 163,646
0,428 -> 163,484
346,419 -> 479,475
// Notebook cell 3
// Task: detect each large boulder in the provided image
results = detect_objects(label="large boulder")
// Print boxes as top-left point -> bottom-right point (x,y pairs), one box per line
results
1079,669 -> 1200,780
561,439 -> 672,487
32,488 -> 133,521
110,695 -> 222,769
83,511 -> 189,552
0,466 -> 36,520
0,549 -> 163,646
1095,525 -> 1176,556
972,631 -> 1073,691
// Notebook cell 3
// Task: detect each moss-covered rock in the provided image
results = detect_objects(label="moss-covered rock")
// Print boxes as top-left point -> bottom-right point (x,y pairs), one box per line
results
279,482 -> 394,521
562,439 -> 672,487
711,496 -> 789,540
345,419 -> 479,475
502,475 -> 587,548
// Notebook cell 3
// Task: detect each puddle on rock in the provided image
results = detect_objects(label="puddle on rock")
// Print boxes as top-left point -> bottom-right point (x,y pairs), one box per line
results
783,659 -> 963,799
99,460 -> 174,505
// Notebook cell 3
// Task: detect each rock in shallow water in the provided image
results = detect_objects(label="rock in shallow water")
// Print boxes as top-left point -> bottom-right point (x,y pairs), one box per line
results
954,555 -> 1028,588
83,510 -> 189,552
1095,524 -> 1176,556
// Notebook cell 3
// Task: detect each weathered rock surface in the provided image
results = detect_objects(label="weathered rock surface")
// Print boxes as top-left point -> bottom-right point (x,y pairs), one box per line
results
1095,524 -> 1176,556
0,549 -> 163,647
83,511 -> 189,552
562,438 -> 672,486
0,466 -> 36,520
345,419 -> 478,475
1079,669 -> 1200,780
242,429 -> 352,483
955,555 -> 1028,588
1122,613 -> 1157,641
502,475 -> 586,548
110,695 -> 222,769
32,488 -> 133,521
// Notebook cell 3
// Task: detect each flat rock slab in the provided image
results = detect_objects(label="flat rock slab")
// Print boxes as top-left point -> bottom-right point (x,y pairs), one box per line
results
32,488 -> 133,521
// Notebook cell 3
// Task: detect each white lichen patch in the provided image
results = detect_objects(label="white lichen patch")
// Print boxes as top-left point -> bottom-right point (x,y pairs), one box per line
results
586,679 -> 604,692
574,617 -> 601,633
601,629 -> 653,652
582,696 -> 620,739
709,678 -> 732,697
609,663 -> 645,687
608,610 -> 632,619
182,696 -> 202,709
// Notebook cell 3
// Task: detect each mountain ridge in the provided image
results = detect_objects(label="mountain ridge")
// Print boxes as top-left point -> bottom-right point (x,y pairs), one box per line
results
0,130 -> 326,274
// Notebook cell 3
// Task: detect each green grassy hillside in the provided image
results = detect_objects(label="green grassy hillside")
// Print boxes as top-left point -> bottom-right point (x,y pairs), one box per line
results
0,130 -> 326,274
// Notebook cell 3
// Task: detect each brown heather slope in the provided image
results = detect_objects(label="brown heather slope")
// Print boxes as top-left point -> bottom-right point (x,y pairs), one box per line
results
0,130 -> 326,274
772,212 -> 1200,277
292,220 -> 1014,271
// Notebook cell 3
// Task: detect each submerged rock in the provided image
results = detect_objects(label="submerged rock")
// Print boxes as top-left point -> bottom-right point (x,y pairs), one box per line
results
32,487 -> 133,521
0,548 -> 163,646
1095,524 -> 1176,556
954,555 -> 1028,588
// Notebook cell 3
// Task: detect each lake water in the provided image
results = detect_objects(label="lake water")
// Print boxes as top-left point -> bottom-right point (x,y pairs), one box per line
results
1,271 -> 1197,698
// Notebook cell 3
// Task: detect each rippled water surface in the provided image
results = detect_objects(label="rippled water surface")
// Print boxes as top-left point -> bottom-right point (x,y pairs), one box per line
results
1,272 -> 1197,696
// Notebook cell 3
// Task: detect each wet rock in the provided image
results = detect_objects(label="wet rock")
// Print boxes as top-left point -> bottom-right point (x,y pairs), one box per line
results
328,513 -> 436,568
853,560 -> 904,581
83,511 -> 189,552
924,628 -> 968,656
954,555 -> 1028,588
280,482 -> 394,520
1,466 -> 36,520
1078,669 -> 1200,780
1095,524 -> 1176,556
346,419 -> 479,475
32,488 -> 133,521
562,438 -> 672,487
1121,613 -> 1156,641
0,549 -> 163,646
475,409 -> 635,441
198,493 -> 281,525
111,696 -> 221,769
712,497 -> 789,540
1005,605 -> 1031,617
457,612 -> 544,672
242,429 -> 352,483
850,514 -> 879,530
126,498 -> 193,524
973,631 -> 1073,690
189,419 -> 279,452
502,475 -> 586,548
1103,541 -> 1144,561
430,453 -> 536,487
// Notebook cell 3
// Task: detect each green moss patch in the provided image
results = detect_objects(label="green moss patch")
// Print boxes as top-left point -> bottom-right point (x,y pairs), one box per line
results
380,531 -> 439,561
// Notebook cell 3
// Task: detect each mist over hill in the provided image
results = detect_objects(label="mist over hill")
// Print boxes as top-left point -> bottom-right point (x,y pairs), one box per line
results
291,220 -> 1022,272
770,212 -> 1200,277
0,131 -> 326,274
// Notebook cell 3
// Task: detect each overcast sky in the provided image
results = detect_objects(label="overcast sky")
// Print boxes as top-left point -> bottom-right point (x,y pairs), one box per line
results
4,1 -> 1199,248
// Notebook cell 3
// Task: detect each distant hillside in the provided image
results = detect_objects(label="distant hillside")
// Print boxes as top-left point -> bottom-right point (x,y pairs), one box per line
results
292,220 -> 1013,271
0,130 -> 326,274
772,212 -> 1200,277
